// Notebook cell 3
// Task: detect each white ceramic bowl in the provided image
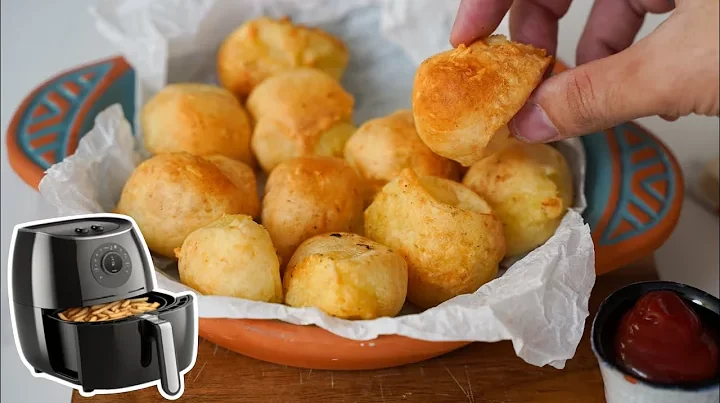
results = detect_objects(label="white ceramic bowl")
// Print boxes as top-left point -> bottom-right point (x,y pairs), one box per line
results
591,281 -> 720,403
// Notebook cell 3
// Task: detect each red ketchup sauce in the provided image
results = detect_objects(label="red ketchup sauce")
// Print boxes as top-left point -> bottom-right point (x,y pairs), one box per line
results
614,290 -> 719,384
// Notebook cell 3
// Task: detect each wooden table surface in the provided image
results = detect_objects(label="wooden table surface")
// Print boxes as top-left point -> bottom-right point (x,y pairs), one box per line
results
72,259 -> 657,403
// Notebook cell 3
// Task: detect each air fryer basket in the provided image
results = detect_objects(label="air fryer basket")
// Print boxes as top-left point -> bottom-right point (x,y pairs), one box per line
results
43,291 -> 195,395
53,292 -> 172,323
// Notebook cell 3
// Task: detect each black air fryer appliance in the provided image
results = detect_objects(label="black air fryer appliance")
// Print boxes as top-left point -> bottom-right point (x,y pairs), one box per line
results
9,214 -> 196,398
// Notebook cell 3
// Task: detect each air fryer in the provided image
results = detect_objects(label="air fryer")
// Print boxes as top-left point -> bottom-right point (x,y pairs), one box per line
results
8,214 -> 197,398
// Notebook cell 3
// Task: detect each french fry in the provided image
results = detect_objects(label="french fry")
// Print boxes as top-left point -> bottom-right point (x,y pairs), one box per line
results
128,297 -> 149,304
69,308 -> 89,321
91,300 -> 121,316
108,310 -> 131,319
58,297 -> 161,322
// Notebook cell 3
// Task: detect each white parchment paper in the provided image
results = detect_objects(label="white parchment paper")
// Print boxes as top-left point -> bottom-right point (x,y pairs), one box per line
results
37,0 -> 595,369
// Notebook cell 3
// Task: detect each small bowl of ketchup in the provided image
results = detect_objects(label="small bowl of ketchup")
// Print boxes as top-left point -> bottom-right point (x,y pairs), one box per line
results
592,281 -> 720,403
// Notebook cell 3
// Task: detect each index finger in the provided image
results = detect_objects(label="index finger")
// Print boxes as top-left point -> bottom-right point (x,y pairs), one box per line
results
450,0 -> 515,47
509,0 -> 573,57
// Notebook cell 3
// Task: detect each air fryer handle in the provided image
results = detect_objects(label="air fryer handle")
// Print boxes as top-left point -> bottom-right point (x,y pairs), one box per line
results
142,314 -> 182,397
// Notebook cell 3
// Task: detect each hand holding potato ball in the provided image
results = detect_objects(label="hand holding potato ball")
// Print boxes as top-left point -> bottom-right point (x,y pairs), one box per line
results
246,68 -> 356,173
344,109 -> 461,202
115,153 -> 259,258
217,17 -> 349,99
283,233 -> 408,319
140,84 -> 254,166
262,156 -> 365,268
463,141 -> 573,257
412,35 -> 552,167
364,169 -> 506,309
175,215 -> 283,302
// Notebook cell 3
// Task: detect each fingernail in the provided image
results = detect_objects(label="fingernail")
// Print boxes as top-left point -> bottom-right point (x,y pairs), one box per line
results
510,103 -> 560,143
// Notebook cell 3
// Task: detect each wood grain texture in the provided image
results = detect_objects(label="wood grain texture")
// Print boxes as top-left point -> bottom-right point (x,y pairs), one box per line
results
72,258 -> 657,403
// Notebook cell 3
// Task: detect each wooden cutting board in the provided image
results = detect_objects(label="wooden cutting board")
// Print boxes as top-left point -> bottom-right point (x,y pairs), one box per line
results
72,258 -> 658,403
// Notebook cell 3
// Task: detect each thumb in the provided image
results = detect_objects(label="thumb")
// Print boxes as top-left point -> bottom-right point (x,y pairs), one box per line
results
509,39 -> 669,143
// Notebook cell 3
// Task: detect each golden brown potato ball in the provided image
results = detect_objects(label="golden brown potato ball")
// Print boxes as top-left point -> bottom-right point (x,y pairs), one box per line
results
462,141 -> 573,257
140,83 -> 254,166
246,68 -> 355,173
262,156 -> 365,268
217,17 -> 349,99
364,169 -> 506,310
412,35 -> 552,167
115,153 -> 259,258
175,215 -> 282,302
201,154 -> 260,218
283,232 -> 408,319
343,109 -> 461,202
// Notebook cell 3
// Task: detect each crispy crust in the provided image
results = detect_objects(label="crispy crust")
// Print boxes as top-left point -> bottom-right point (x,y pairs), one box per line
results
202,154 -> 261,219
115,153 -> 258,258
412,35 -> 552,166
344,109 -> 461,201
462,141 -> 574,256
283,232 -> 408,319
140,83 -> 254,166
217,17 -> 349,99
262,156 -> 365,269
364,169 -> 506,309
246,68 -> 355,173
175,214 -> 283,302
247,68 -> 354,140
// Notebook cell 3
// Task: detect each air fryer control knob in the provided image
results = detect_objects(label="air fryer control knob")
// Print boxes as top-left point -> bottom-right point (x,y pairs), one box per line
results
91,243 -> 133,288
101,252 -> 123,273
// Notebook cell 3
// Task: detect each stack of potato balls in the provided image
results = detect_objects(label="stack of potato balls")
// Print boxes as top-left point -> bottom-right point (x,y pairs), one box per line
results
115,17 -> 574,319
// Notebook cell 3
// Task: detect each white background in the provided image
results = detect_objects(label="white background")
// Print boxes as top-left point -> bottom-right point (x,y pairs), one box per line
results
1,1 -> 718,402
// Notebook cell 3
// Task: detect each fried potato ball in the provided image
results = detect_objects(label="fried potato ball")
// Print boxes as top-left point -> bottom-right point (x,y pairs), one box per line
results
364,169 -> 506,309
283,232 -> 408,319
412,35 -> 552,166
262,156 -> 365,268
343,109 -> 461,202
246,68 -> 356,173
462,141 -> 573,257
202,154 -> 260,218
140,83 -> 254,166
175,215 -> 282,302
217,17 -> 349,99
115,153 -> 259,258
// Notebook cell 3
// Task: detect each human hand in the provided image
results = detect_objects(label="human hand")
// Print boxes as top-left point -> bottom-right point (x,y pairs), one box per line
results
450,0 -> 719,143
